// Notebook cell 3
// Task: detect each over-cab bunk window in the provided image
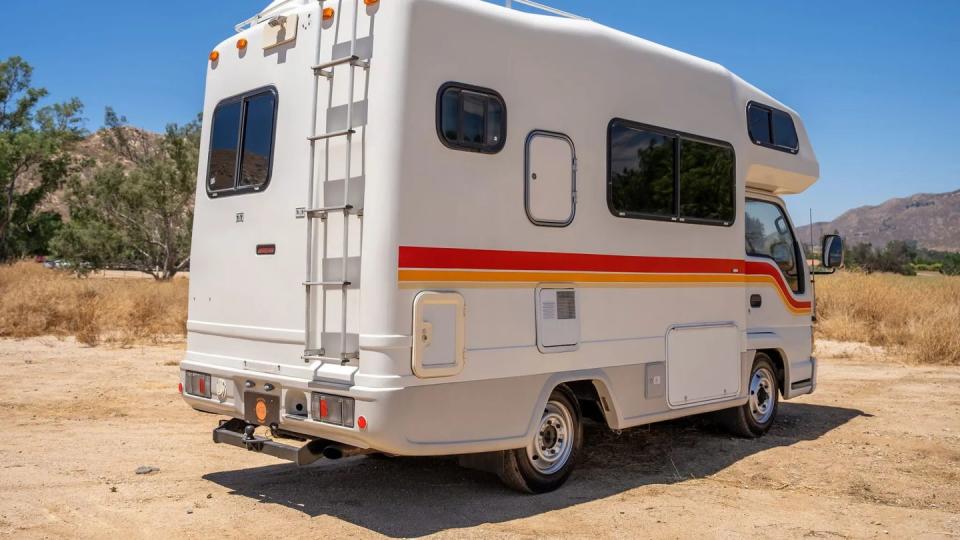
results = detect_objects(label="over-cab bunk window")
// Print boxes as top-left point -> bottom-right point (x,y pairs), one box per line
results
746,102 -> 799,153
206,87 -> 278,197
436,83 -> 506,154
607,119 -> 735,226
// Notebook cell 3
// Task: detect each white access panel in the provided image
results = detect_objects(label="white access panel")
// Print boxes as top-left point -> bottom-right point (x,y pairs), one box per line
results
412,292 -> 465,378
666,323 -> 740,408
525,131 -> 576,226
536,287 -> 580,353
262,14 -> 298,50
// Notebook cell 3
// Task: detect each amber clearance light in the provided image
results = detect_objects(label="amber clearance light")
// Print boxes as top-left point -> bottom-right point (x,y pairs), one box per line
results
236,38 -> 248,50
364,0 -> 379,5
209,50 -> 220,62
322,7 -> 335,20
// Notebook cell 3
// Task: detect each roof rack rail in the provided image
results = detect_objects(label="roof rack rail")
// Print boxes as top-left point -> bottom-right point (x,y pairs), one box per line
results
504,0 -> 589,21
235,0 -> 302,32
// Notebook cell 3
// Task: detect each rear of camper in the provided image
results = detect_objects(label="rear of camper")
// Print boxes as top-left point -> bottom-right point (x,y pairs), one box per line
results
180,0 -> 840,493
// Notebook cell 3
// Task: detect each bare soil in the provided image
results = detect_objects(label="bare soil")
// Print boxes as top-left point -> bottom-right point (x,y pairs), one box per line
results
1,338 -> 958,539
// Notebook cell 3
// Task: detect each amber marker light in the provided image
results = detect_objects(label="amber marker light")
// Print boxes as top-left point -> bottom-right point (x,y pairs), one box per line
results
364,0 -> 379,5
236,38 -> 248,50
209,50 -> 220,62
323,7 -> 335,20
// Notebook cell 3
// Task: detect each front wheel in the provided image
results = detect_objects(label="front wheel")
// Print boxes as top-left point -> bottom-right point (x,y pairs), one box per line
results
498,386 -> 583,493
718,353 -> 779,438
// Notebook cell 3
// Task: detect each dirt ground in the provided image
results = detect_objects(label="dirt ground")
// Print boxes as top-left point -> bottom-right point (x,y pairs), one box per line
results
1,338 -> 958,539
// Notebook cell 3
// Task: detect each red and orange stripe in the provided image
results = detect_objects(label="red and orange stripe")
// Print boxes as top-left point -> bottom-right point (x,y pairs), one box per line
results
397,246 -> 811,315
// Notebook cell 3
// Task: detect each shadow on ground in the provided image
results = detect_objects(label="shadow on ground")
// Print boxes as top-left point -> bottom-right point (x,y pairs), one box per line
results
203,402 -> 867,537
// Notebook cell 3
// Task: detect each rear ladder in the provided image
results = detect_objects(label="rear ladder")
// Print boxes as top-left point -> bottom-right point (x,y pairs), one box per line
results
303,0 -> 368,364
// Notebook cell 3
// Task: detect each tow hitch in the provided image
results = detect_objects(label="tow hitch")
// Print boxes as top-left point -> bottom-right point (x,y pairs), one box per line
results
212,418 -> 371,465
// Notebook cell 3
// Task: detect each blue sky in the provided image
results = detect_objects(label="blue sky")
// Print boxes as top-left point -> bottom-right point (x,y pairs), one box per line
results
2,0 -> 958,221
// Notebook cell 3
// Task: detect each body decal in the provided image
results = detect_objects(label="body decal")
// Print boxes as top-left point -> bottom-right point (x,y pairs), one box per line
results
398,246 -> 811,314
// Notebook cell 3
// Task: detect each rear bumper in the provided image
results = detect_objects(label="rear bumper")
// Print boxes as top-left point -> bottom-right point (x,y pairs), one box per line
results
180,357 -> 544,457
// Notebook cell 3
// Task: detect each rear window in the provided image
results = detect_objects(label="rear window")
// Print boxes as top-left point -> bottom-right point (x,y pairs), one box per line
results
207,87 -> 277,197
436,83 -> 506,153
746,101 -> 799,154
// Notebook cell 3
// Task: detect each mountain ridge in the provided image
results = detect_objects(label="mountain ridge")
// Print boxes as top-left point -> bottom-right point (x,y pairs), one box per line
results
796,189 -> 960,252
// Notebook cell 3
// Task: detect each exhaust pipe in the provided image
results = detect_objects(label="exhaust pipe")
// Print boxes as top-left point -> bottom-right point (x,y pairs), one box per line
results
321,443 -> 374,460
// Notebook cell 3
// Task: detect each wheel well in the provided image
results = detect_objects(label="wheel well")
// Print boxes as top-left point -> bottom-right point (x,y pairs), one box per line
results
561,380 -> 606,424
757,349 -> 786,394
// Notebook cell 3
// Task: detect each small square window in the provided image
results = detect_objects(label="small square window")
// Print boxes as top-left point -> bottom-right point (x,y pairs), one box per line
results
436,83 -> 506,154
746,101 -> 799,154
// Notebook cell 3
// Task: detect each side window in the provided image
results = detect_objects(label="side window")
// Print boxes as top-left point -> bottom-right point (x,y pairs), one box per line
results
607,119 -> 735,226
745,200 -> 804,294
207,88 -> 277,197
608,120 -> 675,218
436,83 -> 506,154
746,102 -> 799,154
679,139 -> 735,223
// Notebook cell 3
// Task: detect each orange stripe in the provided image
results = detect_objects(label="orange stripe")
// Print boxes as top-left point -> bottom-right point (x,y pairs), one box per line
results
397,269 -> 810,314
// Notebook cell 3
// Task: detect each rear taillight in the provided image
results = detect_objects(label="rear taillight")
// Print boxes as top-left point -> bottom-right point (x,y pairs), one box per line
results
185,371 -> 211,398
311,393 -> 355,428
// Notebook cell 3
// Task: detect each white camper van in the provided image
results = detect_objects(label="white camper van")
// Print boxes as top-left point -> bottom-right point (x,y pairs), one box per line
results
181,0 -> 843,492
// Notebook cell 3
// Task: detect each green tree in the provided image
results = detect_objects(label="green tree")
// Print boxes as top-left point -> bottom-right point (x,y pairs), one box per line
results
942,254 -> 960,276
52,109 -> 199,280
0,56 -> 84,261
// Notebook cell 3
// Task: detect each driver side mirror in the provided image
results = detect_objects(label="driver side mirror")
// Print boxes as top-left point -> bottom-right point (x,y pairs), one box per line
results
821,234 -> 844,269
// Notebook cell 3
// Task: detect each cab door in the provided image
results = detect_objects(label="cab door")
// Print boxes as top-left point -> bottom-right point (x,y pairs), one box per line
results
744,197 -> 814,390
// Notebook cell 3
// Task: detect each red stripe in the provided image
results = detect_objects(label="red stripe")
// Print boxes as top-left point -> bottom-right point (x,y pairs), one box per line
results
398,246 -> 810,311
399,246 -> 744,274
745,261 -> 811,310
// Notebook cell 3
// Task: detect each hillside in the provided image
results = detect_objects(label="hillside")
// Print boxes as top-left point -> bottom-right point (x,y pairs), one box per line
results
797,190 -> 960,252
39,127 -> 161,215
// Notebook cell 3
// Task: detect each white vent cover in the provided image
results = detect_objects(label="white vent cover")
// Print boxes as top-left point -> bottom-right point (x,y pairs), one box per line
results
536,287 -> 580,353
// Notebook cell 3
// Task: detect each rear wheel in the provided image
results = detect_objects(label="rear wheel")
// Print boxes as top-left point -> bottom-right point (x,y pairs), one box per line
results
498,386 -> 582,493
719,353 -> 779,438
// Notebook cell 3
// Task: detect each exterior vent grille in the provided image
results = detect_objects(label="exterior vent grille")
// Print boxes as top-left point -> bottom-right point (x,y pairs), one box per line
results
556,290 -> 576,320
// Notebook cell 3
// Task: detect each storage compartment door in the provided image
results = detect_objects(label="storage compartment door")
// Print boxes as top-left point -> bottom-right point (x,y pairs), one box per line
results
412,292 -> 465,378
525,131 -> 576,226
536,287 -> 580,353
666,324 -> 740,408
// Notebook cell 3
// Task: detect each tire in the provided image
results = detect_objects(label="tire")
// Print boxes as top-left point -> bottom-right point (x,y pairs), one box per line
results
718,353 -> 779,438
498,386 -> 583,493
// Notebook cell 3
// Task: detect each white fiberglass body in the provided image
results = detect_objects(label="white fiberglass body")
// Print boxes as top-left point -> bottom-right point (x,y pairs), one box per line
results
181,0 -> 821,481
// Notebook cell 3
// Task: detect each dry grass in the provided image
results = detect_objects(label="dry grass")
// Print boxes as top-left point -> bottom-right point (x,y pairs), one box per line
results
815,270 -> 960,365
0,262 -> 187,346
3,262 -> 958,364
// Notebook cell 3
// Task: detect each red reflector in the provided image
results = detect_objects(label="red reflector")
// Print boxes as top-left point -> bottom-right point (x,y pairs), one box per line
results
357,415 -> 367,430
256,244 -> 276,256
178,382 -> 183,394
319,398 -> 328,418
198,377 -> 206,394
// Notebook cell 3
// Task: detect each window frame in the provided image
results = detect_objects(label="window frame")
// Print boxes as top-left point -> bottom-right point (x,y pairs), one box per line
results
606,118 -> 736,227
205,86 -> 279,199
745,101 -> 799,155
744,197 -> 806,295
435,82 -> 507,154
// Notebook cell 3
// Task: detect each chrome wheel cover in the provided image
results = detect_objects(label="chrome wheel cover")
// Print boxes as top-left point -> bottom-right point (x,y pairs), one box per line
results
527,400 -> 574,475
749,366 -> 776,424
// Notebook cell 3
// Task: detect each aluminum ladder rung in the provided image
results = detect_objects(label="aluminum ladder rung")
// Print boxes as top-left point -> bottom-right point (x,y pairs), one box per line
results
307,128 -> 355,142
302,351 -> 359,362
303,280 -> 351,287
312,55 -> 369,78
306,204 -> 358,218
